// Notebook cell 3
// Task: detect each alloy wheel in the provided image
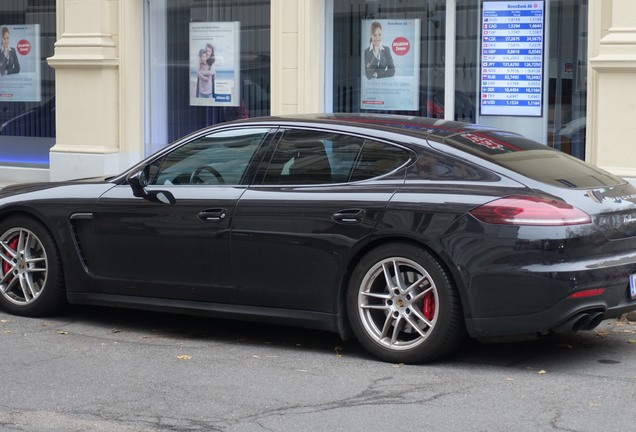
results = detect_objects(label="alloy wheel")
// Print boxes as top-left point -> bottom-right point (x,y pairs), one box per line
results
0,227 -> 48,306
357,256 -> 439,351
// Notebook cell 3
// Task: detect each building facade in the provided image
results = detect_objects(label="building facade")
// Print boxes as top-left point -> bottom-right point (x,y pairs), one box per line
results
0,0 -> 634,183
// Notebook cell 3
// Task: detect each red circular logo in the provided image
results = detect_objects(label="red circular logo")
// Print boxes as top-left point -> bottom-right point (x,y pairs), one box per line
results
16,39 -> 31,56
392,37 -> 410,56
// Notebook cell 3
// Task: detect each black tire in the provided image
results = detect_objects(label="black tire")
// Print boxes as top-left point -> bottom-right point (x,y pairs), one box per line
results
0,216 -> 66,316
347,243 -> 465,363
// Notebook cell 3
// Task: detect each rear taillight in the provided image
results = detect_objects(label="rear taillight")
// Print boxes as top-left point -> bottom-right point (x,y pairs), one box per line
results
469,195 -> 591,226
568,288 -> 605,299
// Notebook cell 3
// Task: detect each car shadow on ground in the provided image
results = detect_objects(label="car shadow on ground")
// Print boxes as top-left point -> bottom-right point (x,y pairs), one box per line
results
60,305 -> 356,356
52,305 -> 636,367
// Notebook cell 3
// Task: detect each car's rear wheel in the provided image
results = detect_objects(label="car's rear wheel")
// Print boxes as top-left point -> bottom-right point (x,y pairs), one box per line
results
0,217 -> 65,316
347,243 -> 465,363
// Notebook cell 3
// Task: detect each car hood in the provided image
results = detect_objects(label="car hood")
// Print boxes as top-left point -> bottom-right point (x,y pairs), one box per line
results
0,176 -> 118,204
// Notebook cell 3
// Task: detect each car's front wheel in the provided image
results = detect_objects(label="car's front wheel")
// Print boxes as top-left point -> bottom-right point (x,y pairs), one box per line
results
347,243 -> 465,363
0,217 -> 65,316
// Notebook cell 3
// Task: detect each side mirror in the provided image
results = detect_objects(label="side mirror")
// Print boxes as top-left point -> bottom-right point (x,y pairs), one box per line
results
148,190 -> 176,205
127,169 -> 148,198
126,169 -> 176,205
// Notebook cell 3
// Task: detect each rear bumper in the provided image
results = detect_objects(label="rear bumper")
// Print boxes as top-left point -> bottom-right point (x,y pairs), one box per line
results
446,218 -> 636,338
464,273 -> 636,338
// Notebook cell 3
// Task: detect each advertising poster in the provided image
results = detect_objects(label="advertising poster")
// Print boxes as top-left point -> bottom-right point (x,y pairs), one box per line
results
360,19 -> 421,111
0,24 -> 41,102
480,1 -> 545,116
189,21 -> 240,107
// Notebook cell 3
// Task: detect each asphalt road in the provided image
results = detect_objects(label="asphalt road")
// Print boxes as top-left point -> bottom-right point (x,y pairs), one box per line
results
1,306 -> 635,432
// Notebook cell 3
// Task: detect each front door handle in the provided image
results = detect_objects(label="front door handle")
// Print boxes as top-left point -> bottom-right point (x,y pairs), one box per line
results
332,209 -> 366,224
198,208 -> 227,222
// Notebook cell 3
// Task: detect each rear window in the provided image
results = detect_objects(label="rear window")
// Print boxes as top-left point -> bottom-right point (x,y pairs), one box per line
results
440,130 -> 624,188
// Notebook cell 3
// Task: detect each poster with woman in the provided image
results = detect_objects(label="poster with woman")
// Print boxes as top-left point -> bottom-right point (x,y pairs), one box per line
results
189,21 -> 240,107
0,24 -> 40,102
360,19 -> 420,111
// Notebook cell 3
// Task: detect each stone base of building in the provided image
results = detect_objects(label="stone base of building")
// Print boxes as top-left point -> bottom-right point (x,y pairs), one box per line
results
0,166 -> 49,184
49,151 -> 132,182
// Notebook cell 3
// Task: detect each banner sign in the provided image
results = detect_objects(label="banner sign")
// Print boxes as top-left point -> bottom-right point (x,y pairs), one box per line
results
480,1 -> 544,116
360,19 -> 421,111
189,22 -> 240,107
0,24 -> 41,102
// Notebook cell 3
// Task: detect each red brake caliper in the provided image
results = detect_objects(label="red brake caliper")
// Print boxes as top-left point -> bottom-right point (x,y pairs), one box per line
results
2,236 -> 18,282
423,292 -> 435,321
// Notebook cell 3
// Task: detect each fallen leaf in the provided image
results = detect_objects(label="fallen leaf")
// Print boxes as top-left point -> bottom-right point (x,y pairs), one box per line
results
595,330 -> 609,338
3,330 -> 11,334
57,330 -> 68,335
0,319 -> 11,323
506,377 -> 514,381
628,340 -> 636,344
538,370 -> 547,375
176,355 -> 192,360
112,328 -> 123,334
615,316 -> 629,325
392,363 -> 405,368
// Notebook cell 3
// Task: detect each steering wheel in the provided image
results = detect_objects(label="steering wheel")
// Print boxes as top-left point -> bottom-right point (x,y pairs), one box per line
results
189,166 -> 225,184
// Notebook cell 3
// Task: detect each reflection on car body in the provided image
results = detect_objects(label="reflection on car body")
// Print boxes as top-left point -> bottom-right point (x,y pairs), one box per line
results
0,113 -> 635,363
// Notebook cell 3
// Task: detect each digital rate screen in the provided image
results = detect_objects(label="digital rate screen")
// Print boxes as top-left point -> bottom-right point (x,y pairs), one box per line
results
480,1 -> 545,116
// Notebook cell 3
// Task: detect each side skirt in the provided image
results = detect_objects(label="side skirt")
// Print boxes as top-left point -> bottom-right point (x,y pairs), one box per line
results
67,293 -> 342,334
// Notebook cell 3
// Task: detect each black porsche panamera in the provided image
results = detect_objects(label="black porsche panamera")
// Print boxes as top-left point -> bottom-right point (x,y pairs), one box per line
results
1,113 -> 636,363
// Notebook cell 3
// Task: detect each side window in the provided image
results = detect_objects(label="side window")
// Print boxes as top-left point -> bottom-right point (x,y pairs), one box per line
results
261,130 -> 411,185
407,150 -> 499,181
147,128 -> 268,186
262,130 -> 358,185
349,140 -> 412,181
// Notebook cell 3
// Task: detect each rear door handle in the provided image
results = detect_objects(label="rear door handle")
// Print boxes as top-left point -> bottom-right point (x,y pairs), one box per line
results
332,209 -> 366,224
198,208 -> 228,222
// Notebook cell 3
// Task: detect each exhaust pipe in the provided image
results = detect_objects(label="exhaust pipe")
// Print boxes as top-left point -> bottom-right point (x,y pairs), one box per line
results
553,310 -> 605,333
571,313 -> 591,332
586,312 -> 605,330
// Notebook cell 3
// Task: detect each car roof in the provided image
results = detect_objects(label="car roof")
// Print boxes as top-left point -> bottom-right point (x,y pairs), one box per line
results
229,113 -> 503,141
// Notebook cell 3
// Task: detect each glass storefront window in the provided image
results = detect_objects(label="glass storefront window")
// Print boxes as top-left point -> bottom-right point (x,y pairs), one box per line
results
546,1 -> 587,159
330,0 -> 588,159
0,1 -> 56,168
456,0 -> 588,159
330,0 -> 451,119
145,0 -> 271,156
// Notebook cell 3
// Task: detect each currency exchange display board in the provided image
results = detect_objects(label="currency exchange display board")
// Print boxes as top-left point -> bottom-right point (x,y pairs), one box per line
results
480,1 -> 544,116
